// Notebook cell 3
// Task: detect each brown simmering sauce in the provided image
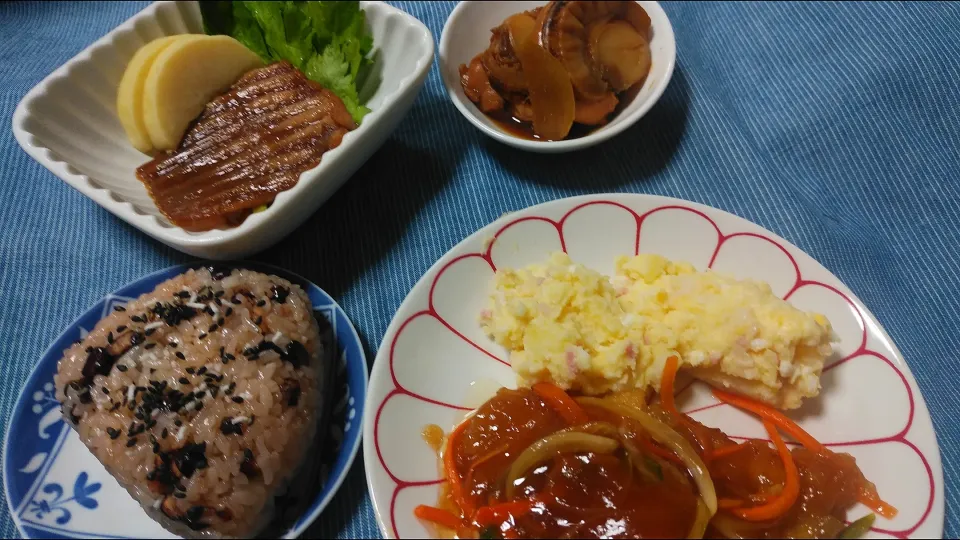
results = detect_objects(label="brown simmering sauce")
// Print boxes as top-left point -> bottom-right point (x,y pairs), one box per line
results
486,83 -> 644,142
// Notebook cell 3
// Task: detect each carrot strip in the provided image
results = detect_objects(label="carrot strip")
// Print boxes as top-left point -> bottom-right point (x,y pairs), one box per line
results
473,500 -> 536,527
858,488 -> 899,519
443,419 -> 475,515
414,505 -> 463,530
712,388 -> 898,519
712,388 -> 825,453
638,436 -> 685,465
729,421 -> 800,521
718,498 -> 744,509
662,356 -> 713,458
532,382 -> 589,425
719,492 -> 774,509
706,442 -> 749,460
660,355 -> 681,417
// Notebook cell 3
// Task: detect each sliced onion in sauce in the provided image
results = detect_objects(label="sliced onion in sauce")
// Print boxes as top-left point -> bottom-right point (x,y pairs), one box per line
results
688,499 -> 711,539
620,436 -> 665,484
576,396 -> 718,517
554,420 -> 621,438
708,511 -> 771,539
504,431 -> 619,500
504,13 -> 576,140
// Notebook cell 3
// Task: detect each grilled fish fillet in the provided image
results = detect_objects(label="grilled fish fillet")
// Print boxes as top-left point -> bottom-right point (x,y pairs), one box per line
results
136,61 -> 357,232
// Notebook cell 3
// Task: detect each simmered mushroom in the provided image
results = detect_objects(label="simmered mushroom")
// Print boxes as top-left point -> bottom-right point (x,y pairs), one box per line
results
458,1 -> 653,139
574,91 -> 619,125
538,1 -> 625,101
460,56 -> 504,113
588,12 -> 651,90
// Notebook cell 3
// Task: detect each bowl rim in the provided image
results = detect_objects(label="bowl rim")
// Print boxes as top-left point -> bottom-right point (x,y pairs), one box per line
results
1,261 -> 370,539
438,0 -> 677,153
10,0 -> 435,251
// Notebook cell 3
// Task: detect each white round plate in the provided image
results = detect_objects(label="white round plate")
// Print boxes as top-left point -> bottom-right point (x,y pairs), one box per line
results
4,262 -> 368,539
363,193 -> 944,539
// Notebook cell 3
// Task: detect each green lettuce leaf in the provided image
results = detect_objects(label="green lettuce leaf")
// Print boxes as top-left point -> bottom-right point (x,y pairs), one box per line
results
229,2 -> 271,61
305,35 -> 369,122
199,0 -> 375,124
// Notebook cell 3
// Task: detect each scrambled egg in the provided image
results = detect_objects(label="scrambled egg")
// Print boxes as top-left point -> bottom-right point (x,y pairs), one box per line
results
479,252 -> 835,410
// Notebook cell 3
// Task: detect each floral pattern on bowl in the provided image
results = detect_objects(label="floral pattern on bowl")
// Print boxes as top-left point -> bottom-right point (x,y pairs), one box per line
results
3,263 -> 368,539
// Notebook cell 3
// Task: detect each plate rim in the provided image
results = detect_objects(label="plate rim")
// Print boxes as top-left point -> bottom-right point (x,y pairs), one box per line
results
2,261 -> 369,539
362,192 -> 945,539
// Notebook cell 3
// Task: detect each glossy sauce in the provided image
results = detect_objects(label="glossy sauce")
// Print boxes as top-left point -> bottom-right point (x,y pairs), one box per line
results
487,82 -> 644,141
422,424 -> 445,455
449,388 -> 697,538
660,408 -> 868,539
433,388 -> 875,539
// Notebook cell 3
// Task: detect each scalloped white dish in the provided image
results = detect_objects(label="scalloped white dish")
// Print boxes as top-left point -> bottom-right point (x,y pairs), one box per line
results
363,193 -> 944,539
12,1 -> 434,259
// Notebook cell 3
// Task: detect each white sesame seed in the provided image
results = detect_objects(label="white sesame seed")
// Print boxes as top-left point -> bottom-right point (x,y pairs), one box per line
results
270,331 -> 282,342
151,409 -> 160,419
232,416 -> 249,424
145,321 -> 164,331
198,383 -> 208,392
188,292 -> 197,304
220,384 -> 229,393
176,426 -> 187,441
208,302 -> 219,316
127,385 -> 135,403
186,302 -> 205,310
184,401 -> 196,412
241,391 -> 253,401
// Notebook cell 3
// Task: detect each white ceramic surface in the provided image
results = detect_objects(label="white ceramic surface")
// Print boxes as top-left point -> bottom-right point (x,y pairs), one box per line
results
363,193 -> 944,539
439,1 -> 676,153
12,1 -> 434,259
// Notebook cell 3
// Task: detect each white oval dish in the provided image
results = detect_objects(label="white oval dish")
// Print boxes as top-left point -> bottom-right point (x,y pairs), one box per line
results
439,1 -> 676,153
362,193 -> 944,539
11,1 -> 434,259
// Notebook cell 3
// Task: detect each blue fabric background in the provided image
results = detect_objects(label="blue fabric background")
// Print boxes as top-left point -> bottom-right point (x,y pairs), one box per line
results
0,1 -> 957,538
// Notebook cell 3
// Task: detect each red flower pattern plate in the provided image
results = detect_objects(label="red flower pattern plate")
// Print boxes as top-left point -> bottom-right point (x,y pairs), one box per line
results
362,194 -> 944,539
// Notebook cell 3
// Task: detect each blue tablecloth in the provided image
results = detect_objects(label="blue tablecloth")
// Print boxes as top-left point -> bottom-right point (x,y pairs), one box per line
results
1,1 -> 958,538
